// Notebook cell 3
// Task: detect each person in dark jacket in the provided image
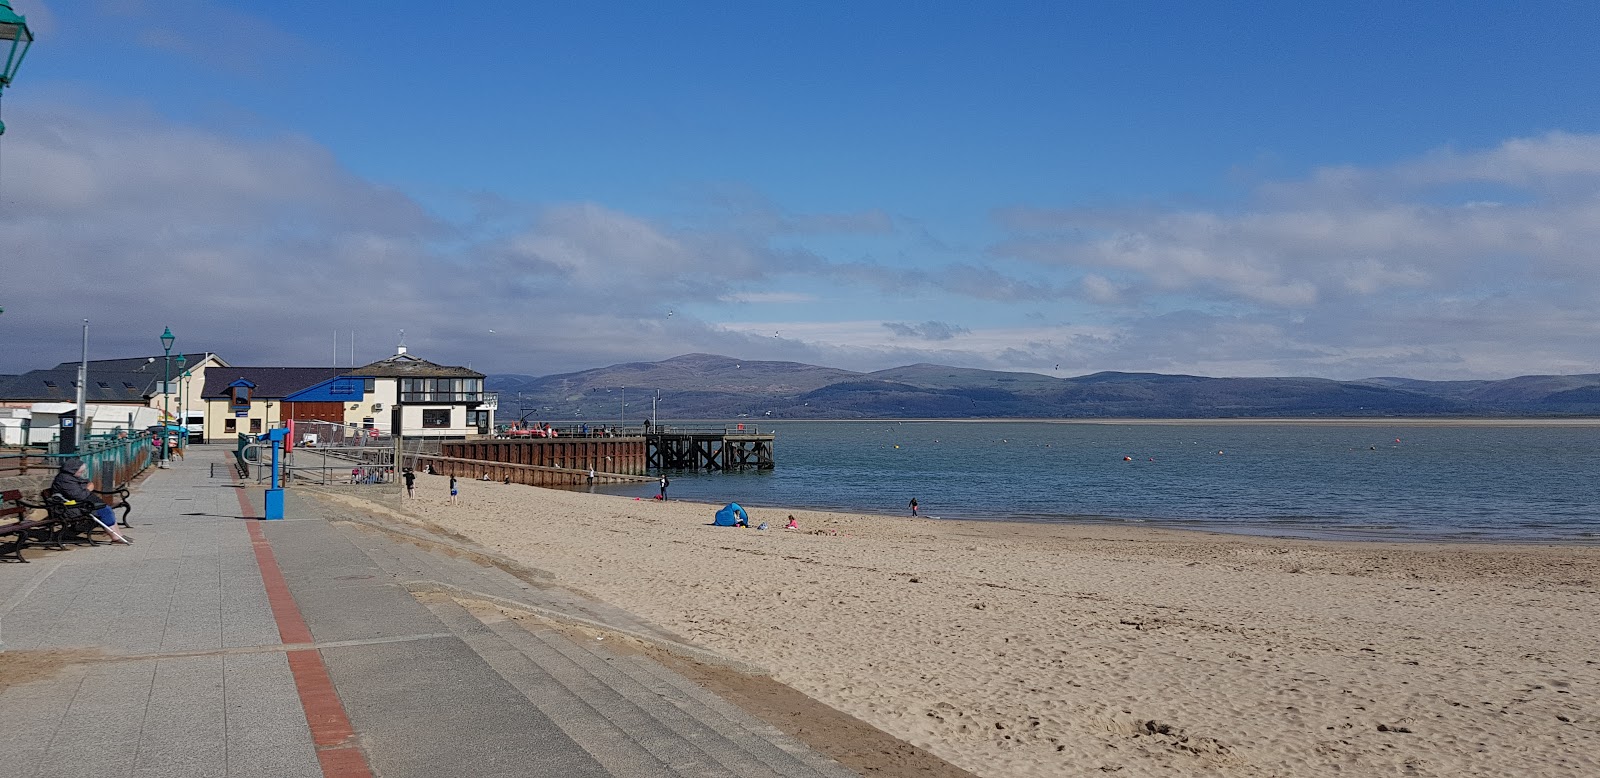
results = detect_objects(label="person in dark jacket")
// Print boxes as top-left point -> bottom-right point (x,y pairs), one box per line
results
50,458 -> 132,544
51,457 -> 103,508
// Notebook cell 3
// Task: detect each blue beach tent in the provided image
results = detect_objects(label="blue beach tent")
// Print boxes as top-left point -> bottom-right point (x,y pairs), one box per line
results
713,503 -> 748,527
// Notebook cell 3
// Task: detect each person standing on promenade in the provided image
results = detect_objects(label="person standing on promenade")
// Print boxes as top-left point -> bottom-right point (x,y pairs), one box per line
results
403,468 -> 415,498
659,475 -> 670,500
909,497 -> 919,517
449,475 -> 459,505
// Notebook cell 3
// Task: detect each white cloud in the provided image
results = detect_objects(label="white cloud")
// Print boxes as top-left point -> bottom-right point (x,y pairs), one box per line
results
4,101 -> 1599,381
718,291 -> 819,304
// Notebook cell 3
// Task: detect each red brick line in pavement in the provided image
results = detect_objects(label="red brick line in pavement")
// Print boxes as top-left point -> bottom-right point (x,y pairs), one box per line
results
234,467 -> 375,778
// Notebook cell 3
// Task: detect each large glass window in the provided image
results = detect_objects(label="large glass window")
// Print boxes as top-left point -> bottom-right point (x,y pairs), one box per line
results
422,409 -> 450,428
400,377 -> 484,403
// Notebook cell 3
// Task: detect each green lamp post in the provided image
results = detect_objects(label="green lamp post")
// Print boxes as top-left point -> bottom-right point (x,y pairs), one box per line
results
160,326 -> 174,466
0,0 -> 36,137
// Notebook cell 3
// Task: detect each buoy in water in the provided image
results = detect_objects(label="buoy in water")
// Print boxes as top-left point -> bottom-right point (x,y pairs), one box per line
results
1123,456 -> 1133,461
894,445 -> 900,449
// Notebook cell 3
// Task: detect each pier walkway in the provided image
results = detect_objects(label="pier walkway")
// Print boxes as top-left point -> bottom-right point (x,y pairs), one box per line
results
0,446 -> 856,778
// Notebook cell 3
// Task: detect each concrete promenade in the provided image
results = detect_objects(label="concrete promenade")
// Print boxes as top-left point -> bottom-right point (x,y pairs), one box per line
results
0,446 -> 858,778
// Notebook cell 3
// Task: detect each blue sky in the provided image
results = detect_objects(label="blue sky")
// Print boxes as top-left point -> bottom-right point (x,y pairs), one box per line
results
3,1 -> 1600,379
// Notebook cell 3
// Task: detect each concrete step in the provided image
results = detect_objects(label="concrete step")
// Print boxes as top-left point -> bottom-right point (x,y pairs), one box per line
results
421,595 -> 683,778
609,653 -> 859,778
500,617 -> 805,778
478,611 -> 759,778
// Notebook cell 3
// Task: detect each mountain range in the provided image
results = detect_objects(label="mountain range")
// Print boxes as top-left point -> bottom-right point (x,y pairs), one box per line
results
486,353 -> 1600,421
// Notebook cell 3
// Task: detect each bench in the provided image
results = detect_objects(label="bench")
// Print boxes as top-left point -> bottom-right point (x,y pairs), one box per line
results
40,492 -> 109,547
0,489 -> 56,563
93,486 -> 134,527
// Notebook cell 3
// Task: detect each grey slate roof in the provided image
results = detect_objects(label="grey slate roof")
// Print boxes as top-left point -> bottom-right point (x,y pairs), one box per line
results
52,353 -> 227,373
203,368 -> 349,399
346,353 -> 483,379
0,369 -> 157,403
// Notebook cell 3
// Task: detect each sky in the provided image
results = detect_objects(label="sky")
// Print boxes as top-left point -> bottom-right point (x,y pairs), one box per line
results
2,1 -> 1600,380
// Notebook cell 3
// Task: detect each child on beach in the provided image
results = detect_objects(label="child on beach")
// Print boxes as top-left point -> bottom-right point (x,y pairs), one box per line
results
785,515 -> 799,530
909,497 -> 919,516
449,475 -> 459,505
403,468 -> 415,498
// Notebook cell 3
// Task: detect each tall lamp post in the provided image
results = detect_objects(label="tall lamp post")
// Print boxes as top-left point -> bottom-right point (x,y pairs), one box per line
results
160,326 -> 174,467
0,0 -> 36,137
175,354 -> 188,453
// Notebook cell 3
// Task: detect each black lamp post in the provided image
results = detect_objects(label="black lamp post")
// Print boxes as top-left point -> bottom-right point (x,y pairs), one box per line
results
160,326 -> 174,466
0,0 -> 35,137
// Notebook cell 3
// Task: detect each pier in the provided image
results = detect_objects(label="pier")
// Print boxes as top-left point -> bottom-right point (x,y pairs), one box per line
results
418,424 -> 775,482
646,425 -> 775,471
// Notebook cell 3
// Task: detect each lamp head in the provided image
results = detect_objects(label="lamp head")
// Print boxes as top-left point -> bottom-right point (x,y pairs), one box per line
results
0,0 -> 35,89
160,326 -> 175,353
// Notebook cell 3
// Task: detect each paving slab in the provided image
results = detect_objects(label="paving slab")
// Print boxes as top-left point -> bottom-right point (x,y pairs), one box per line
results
0,447 -> 859,778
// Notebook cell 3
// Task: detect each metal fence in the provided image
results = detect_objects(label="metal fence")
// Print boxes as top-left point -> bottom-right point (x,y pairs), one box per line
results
0,433 -> 157,491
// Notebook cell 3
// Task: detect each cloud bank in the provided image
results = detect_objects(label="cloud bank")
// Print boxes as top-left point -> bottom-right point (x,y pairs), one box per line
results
2,101 -> 1598,381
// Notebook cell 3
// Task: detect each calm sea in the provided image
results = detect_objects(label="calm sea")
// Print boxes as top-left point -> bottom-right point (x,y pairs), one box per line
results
596,421 -> 1600,544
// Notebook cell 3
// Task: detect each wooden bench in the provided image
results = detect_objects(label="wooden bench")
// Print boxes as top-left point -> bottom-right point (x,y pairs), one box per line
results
1,489 -> 56,563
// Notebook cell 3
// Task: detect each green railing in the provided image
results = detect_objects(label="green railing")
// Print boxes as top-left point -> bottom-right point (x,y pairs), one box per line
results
0,433 -> 157,490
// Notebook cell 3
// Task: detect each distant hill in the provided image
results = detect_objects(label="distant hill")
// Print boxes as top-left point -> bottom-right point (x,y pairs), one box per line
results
486,355 -> 1600,421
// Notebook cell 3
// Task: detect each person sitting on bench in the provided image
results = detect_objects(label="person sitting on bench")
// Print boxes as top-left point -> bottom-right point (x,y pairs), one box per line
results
50,458 -> 132,545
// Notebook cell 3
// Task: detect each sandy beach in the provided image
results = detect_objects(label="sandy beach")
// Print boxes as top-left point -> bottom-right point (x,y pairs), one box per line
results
342,476 -> 1600,777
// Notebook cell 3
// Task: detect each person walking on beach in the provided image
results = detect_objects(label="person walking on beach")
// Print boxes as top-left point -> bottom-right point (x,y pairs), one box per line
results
659,475 -> 669,500
909,497 -> 919,517
449,475 -> 459,505
403,468 -> 415,498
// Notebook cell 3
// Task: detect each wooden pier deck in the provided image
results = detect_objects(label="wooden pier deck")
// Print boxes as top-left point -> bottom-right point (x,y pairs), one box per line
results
646,426 -> 775,471
440,424 -> 776,474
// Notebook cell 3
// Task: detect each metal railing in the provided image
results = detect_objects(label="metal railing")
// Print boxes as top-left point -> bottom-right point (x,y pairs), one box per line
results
0,433 -> 157,490
490,422 -> 771,439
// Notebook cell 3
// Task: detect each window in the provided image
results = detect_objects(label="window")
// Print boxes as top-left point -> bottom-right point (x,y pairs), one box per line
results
364,378 -> 375,392
249,419 -> 262,433
400,377 -> 484,403
422,409 -> 450,428
97,381 -> 110,389
225,419 -> 237,433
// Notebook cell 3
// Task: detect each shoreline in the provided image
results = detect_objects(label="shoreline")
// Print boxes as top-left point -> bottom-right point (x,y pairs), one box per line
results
384,478 -> 1600,777
746,417 -> 1600,427
577,483 -> 1600,547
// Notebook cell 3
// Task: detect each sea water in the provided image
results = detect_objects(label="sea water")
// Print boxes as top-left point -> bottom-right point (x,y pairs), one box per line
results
602,421 -> 1600,543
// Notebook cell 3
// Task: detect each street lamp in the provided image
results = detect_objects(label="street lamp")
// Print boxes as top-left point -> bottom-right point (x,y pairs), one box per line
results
175,354 -> 188,452
0,0 -> 36,137
160,326 -> 174,467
